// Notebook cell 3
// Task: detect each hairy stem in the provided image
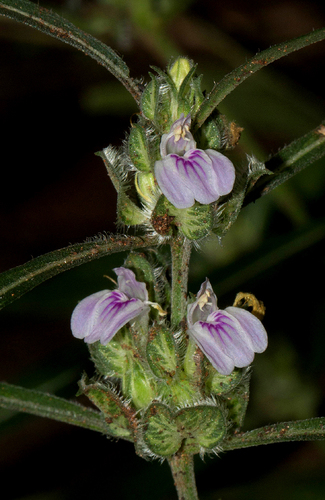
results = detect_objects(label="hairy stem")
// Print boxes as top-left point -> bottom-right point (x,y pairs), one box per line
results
222,417 -> 325,451
0,382 -> 119,438
170,236 -> 192,328
0,234 -> 160,310
0,0 -> 141,102
168,452 -> 199,500
193,28 -> 325,130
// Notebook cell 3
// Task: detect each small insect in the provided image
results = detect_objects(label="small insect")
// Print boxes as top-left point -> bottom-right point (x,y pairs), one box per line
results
233,292 -> 266,321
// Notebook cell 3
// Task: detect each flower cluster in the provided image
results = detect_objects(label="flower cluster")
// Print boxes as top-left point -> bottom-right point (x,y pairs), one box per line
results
154,114 -> 236,209
71,268 -> 267,375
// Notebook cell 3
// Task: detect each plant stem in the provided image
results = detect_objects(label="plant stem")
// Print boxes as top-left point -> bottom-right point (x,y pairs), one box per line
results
168,452 -> 199,500
170,236 -> 192,328
0,382 -> 119,438
222,416 -> 325,451
193,27 -> 325,130
0,234 -> 160,310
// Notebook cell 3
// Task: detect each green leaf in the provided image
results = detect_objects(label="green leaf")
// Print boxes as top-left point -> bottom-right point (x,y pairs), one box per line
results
223,372 -> 251,431
0,234 -> 159,310
140,75 -> 159,122
213,158 -> 270,237
245,122 -> 325,206
143,403 -> 227,457
88,333 -> 130,379
146,326 -> 177,379
223,417 -> 325,451
169,203 -> 213,240
0,381 -> 112,436
128,124 -> 152,172
0,0 -> 141,102
193,28 -> 325,130
143,403 -> 181,457
78,377 -> 135,440
175,405 -> 226,453
208,367 -> 243,396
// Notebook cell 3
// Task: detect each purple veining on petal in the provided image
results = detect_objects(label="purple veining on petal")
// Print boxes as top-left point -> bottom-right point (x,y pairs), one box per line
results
187,278 -> 268,374
225,306 -> 268,353
154,156 -> 195,208
71,267 -> 150,345
155,114 -> 236,209
190,326 -> 235,375
114,267 -> 148,302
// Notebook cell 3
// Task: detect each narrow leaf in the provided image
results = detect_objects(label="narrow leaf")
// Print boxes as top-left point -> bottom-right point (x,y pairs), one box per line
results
0,234 -> 159,310
222,417 -> 325,451
194,28 -> 325,130
0,381 -> 115,436
0,0 -> 141,102
245,122 -> 325,205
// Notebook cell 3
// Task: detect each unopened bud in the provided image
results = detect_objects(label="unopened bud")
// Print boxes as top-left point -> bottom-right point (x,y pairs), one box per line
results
169,58 -> 192,90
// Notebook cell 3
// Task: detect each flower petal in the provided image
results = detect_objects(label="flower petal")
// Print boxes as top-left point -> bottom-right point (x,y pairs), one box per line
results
204,310 -> 255,367
155,155 -> 196,208
71,289 -> 149,345
205,149 -> 236,196
187,278 -> 218,326
160,113 -> 196,157
155,150 -> 223,209
114,267 -> 148,302
71,290 -> 109,340
225,307 -> 268,353
188,323 -> 235,375
181,149 -> 221,204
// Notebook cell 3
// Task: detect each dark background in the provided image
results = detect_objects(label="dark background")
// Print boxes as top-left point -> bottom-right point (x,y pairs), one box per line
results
1,0 -> 325,498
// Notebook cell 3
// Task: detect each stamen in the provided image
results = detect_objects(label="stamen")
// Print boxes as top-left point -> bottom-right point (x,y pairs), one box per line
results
198,290 -> 211,311
147,301 -> 168,316
104,275 -> 118,285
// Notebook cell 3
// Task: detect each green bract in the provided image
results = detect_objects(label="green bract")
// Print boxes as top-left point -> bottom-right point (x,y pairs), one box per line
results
1,3 -> 325,498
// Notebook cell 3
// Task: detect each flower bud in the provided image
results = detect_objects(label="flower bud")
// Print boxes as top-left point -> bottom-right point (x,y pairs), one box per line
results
135,172 -> 157,205
146,326 -> 177,379
79,377 -> 134,441
123,356 -> 156,409
117,191 -> 147,225
88,335 -> 129,379
140,77 -> 159,122
169,58 -> 192,90
207,367 -> 243,395
128,124 -> 152,172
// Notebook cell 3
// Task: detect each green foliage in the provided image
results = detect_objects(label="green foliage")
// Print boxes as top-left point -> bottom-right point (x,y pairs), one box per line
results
0,235 -> 158,310
1,2 -> 325,498
146,326 -> 177,379
143,402 -> 227,457
79,377 -> 134,439
0,0 -> 141,101
129,124 -> 152,172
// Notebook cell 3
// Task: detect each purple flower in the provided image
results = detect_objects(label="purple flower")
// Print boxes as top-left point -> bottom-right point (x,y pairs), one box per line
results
71,267 -> 150,345
187,279 -> 268,375
154,114 -> 235,209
